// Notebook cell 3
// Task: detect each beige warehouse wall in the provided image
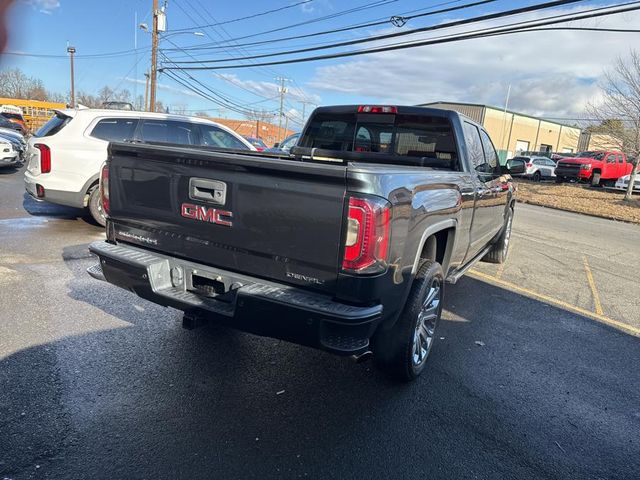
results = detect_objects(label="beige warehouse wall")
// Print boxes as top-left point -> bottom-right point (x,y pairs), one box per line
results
483,107 -> 579,156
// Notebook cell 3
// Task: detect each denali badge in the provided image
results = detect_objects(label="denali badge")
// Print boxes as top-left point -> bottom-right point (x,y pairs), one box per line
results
181,203 -> 233,227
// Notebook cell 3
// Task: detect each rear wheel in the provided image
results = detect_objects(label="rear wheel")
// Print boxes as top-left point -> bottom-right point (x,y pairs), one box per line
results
482,207 -> 513,264
555,176 -> 564,184
88,185 -> 106,227
374,260 -> 443,382
591,172 -> 601,187
533,171 -> 542,182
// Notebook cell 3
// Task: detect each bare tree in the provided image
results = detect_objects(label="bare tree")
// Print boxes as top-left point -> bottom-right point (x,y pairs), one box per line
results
586,51 -> 640,201
0,68 -> 47,100
134,95 -> 145,111
76,91 -> 101,108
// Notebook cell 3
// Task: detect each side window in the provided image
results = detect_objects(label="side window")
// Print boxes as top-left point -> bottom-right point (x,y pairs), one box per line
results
617,154 -> 624,163
200,124 -> 248,150
479,130 -> 499,170
606,154 -> 616,164
90,118 -> 138,142
140,120 -> 197,145
463,122 -> 487,172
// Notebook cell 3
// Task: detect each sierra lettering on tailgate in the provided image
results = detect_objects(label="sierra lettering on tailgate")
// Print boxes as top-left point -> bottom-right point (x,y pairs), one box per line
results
181,203 -> 233,227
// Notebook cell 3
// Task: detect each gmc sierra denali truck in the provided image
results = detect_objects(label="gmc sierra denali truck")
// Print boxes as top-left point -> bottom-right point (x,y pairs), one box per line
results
88,105 -> 524,381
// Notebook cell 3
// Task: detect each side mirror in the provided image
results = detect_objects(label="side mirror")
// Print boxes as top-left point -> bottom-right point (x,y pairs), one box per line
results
504,158 -> 525,175
273,142 -> 280,148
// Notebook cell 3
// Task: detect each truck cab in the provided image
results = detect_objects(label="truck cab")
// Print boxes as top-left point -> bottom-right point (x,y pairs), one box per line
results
555,151 -> 631,186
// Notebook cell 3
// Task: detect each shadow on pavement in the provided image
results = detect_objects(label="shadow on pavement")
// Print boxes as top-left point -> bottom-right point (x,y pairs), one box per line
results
21,192 -> 101,227
1,256 -> 639,480
0,165 -> 22,175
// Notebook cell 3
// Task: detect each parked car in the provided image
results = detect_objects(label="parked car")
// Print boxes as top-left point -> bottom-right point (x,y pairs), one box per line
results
0,104 -> 27,133
243,136 -> 268,151
0,116 -> 24,134
24,109 -> 256,226
613,173 -> 640,193
554,151 -> 633,186
87,104 -> 525,381
265,132 -> 300,154
0,136 -> 20,168
0,132 -> 26,161
510,155 -> 556,181
0,127 -> 27,160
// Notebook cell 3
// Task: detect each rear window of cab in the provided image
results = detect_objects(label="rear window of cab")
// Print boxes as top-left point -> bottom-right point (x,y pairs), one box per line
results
300,112 -> 460,170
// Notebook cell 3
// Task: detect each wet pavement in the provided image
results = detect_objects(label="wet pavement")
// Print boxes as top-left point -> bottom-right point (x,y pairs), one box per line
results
1,167 -> 639,479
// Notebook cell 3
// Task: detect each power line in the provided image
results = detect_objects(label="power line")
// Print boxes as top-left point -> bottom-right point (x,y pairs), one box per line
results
173,0 -> 280,79
170,0 -> 315,32
165,69 -> 263,116
158,14 -> 284,108
161,2 -> 640,71
162,54 -> 280,117
170,0 -> 399,50
167,0 -> 587,65
4,47 -> 150,59
163,0 -> 488,54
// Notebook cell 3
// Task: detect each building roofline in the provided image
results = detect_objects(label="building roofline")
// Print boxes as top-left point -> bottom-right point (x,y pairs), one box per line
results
419,101 -> 579,129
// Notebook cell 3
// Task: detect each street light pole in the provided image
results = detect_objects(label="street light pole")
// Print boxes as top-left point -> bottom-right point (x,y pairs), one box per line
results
149,0 -> 159,112
67,46 -> 76,108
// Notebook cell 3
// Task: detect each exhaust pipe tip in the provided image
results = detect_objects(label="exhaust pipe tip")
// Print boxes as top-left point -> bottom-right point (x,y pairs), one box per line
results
351,350 -> 373,364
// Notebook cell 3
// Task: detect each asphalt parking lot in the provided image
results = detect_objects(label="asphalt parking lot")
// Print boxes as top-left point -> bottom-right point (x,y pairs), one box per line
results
1,166 -> 639,480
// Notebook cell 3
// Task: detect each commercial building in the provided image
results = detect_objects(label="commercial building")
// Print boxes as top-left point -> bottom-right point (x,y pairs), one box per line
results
420,101 -> 581,163
205,117 -> 296,147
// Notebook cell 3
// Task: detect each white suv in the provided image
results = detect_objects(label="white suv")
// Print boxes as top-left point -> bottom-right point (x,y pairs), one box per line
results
24,109 -> 255,225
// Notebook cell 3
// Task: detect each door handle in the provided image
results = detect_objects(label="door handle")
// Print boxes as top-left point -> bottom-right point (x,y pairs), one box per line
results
189,178 -> 227,205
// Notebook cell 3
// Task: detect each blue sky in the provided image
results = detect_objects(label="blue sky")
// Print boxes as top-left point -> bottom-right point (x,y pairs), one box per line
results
2,0 -> 637,126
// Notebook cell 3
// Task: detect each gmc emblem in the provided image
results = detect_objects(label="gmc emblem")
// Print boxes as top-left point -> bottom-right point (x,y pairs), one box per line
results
181,203 -> 233,227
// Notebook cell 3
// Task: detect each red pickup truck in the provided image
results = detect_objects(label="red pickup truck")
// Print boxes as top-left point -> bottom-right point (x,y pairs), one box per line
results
555,151 -> 632,186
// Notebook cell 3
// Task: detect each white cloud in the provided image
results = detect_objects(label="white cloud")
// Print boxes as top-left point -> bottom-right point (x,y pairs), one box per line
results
308,5 -> 639,118
215,73 -> 321,105
23,0 -> 60,13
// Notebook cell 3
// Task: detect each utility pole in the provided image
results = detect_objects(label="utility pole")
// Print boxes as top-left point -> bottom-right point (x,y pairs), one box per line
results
67,45 -> 76,108
275,76 -> 290,144
149,0 -> 159,112
284,114 -> 289,138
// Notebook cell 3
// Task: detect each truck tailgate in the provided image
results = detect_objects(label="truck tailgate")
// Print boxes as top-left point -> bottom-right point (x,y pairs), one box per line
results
107,143 -> 347,293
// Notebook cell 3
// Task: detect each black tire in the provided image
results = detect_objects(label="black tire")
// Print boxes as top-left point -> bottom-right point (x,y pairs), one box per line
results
374,260 -> 444,382
555,176 -> 563,183
88,185 -> 106,227
533,171 -> 542,182
591,172 -> 601,187
482,207 -> 513,264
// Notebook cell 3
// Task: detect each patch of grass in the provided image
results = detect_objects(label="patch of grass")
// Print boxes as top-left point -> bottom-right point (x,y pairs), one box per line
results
514,180 -> 640,224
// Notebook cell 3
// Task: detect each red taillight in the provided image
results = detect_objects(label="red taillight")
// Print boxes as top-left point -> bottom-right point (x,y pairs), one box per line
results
342,196 -> 391,273
100,163 -> 110,216
357,105 -> 397,114
35,144 -> 51,173
526,163 -> 532,168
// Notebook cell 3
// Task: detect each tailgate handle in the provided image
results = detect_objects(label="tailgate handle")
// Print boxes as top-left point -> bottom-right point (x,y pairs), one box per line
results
189,178 -> 227,205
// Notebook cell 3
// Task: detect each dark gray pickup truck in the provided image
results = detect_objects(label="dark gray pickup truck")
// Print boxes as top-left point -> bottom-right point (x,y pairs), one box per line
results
88,105 -> 524,381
